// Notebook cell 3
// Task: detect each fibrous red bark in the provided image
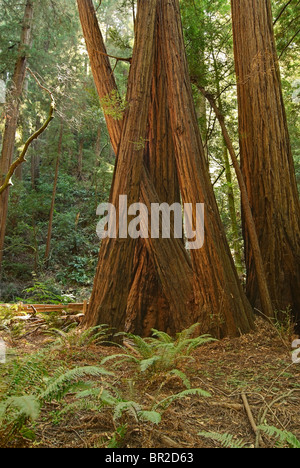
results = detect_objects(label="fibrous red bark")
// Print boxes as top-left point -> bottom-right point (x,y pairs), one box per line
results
77,0 -> 255,338
231,0 -> 300,327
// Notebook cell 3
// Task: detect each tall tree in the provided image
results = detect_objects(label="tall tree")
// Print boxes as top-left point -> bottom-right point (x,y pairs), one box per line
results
0,0 -> 34,270
231,0 -> 300,325
45,119 -> 63,265
77,0 -> 194,336
78,0 -> 254,338
159,0 -> 254,336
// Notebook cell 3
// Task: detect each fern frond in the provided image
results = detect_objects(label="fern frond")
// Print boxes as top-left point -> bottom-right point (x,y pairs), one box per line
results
113,401 -> 141,421
40,366 -> 113,402
140,356 -> 161,372
176,323 -> 201,341
259,425 -> 300,448
137,410 -> 161,425
0,395 -> 40,423
154,388 -> 211,411
169,369 -> 191,389
151,329 -> 174,344
126,334 -> 154,359
198,431 -> 246,448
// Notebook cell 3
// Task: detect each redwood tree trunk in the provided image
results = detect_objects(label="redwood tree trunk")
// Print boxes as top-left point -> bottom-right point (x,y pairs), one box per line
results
159,0 -> 254,337
77,0 -> 195,335
126,22 -> 183,336
78,0 -> 255,338
231,0 -> 300,325
84,0 -> 159,333
0,0 -> 34,270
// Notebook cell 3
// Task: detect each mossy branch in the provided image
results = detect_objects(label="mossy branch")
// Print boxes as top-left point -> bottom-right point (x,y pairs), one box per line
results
0,68 -> 55,196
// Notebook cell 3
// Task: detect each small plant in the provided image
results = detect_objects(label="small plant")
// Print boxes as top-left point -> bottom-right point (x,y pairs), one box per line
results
198,426 -> 300,449
46,324 -> 114,349
130,136 -> 149,150
22,280 -> 74,305
198,431 -> 247,449
259,425 -> 300,449
0,347 -> 112,446
100,90 -> 128,120
102,324 -> 216,385
273,307 -> 296,345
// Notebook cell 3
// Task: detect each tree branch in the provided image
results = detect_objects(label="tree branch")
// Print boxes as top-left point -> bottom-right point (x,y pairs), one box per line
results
0,69 -> 55,195
273,0 -> 294,25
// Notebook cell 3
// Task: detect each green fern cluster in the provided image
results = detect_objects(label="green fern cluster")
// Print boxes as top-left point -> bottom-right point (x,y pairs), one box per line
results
103,324 -> 216,386
259,425 -> 300,449
0,324 -> 214,447
0,347 -> 112,445
199,426 -> 300,449
46,324 -> 113,349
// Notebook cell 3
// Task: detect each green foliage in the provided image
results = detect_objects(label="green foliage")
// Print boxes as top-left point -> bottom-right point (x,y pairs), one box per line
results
100,89 -> 128,120
105,324 -> 216,378
0,321 -> 213,446
199,426 -> 300,449
198,431 -> 247,448
0,345 -> 113,445
46,324 -> 114,348
259,425 -> 300,449
22,280 -> 74,304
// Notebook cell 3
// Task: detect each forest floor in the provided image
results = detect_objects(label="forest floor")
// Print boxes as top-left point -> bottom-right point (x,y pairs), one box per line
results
0,307 -> 299,449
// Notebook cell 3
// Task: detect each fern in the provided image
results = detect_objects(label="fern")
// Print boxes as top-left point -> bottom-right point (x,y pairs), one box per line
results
6,350 -> 49,396
154,388 -> 211,411
113,401 -> 141,421
169,369 -> 191,389
0,395 -> 40,423
259,425 -> 300,448
40,366 -> 113,402
151,329 -> 174,343
47,325 -> 114,348
198,431 -> 247,448
137,410 -> 161,425
139,356 -> 161,372
111,325 -> 217,376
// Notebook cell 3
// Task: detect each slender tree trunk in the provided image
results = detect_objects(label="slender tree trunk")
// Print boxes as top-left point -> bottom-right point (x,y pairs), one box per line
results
195,84 -> 274,320
95,123 -> 101,159
159,0 -> 254,336
78,137 -> 84,181
0,0 -> 34,270
211,60 -> 243,275
30,116 -> 41,189
222,143 -> 243,275
76,0 -> 122,152
231,0 -> 300,324
45,121 -> 63,265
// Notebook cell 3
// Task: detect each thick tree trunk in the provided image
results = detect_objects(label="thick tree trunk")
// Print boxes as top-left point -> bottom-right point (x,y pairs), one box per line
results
84,0 -> 159,333
231,0 -> 300,325
159,0 -> 254,337
126,25 -> 183,336
78,0 -> 255,338
0,0 -> 34,270
77,0 -> 195,335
